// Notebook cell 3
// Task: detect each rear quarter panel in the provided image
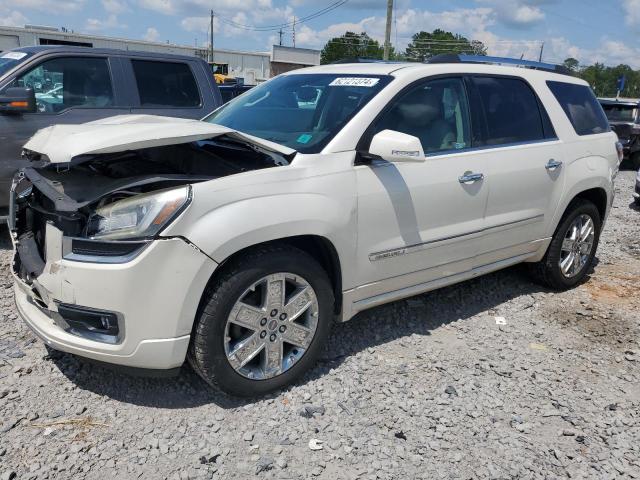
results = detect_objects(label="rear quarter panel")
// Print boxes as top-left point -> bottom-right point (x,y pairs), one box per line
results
550,133 -> 618,233
533,74 -> 618,235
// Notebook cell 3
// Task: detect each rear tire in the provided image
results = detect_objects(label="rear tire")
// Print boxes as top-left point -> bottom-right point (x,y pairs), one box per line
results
528,199 -> 601,290
188,245 -> 334,397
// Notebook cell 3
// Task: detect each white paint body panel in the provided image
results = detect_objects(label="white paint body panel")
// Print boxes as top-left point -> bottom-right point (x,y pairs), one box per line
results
14,62 -> 618,368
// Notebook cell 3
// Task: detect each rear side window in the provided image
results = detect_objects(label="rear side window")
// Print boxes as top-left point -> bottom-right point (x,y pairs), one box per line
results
131,60 -> 200,107
547,81 -> 609,135
471,76 -> 550,146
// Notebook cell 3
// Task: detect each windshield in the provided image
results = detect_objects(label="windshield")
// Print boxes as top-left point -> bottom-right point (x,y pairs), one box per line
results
205,73 -> 393,153
602,104 -> 637,123
0,51 -> 32,78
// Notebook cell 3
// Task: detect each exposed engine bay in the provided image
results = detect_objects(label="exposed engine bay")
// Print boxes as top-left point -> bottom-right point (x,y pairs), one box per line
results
11,135 -> 290,283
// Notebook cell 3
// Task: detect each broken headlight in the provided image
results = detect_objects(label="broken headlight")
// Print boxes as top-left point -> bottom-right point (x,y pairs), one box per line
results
87,186 -> 191,240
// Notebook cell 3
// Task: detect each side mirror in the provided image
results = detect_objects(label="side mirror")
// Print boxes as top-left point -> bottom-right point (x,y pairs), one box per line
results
0,87 -> 36,114
368,129 -> 425,163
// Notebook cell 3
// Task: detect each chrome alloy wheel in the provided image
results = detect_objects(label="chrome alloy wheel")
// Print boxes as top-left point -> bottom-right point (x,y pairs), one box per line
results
224,273 -> 319,380
559,213 -> 595,278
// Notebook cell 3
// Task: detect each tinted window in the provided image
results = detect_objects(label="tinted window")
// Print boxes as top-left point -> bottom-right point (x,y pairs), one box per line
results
205,74 -> 392,154
132,60 -> 200,107
472,76 -> 547,146
601,103 -> 637,123
13,56 -> 113,113
371,77 -> 471,154
547,81 -> 610,135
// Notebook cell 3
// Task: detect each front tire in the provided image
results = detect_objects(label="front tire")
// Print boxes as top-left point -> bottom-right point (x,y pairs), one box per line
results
188,245 -> 334,397
528,199 -> 601,290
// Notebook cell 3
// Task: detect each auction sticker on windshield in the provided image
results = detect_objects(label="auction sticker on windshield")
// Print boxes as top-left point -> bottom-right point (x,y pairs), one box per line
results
1,52 -> 27,60
329,77 -> 380,87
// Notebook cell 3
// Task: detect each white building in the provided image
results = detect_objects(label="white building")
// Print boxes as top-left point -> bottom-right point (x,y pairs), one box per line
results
0,25 -> 320,85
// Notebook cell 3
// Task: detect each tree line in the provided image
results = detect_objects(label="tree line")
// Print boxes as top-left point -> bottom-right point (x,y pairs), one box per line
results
321,30 -> 640,99
562,58 -> 640,98
320,30 -> 486,64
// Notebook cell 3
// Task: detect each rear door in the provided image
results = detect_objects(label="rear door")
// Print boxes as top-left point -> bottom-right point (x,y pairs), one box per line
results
468,75 -> 565,266
0,54 -> 129,209
126,58 -> 218,119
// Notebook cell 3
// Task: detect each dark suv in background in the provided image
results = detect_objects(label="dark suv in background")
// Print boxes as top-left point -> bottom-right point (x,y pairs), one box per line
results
0,46 -> 222,218
599,97 -> 640,169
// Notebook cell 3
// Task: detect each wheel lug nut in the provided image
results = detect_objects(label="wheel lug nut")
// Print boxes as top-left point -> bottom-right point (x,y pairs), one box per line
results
279,325 -> 286,333
260,330 -> 267,339
279,313 -> 287,320
269,333 -> 277,342
270,309 -> 278,317
260,318 -> 267,326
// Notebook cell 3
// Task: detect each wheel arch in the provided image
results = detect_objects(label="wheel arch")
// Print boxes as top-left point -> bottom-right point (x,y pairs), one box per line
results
572,187 -> 608,221
550,170 -> 611,237
199,235 -> 344,319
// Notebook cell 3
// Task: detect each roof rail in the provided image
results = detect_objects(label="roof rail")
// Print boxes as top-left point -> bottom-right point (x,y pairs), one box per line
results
427,54 -> 571,75
329,57 -> 408,64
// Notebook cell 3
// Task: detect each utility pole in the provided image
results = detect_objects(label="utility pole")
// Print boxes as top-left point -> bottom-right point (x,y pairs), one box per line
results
383,0 -> 393,60
210,9 -> 214,63
538,41 -> 544,62
278,28 -> 283,46
292,17 -> 296,48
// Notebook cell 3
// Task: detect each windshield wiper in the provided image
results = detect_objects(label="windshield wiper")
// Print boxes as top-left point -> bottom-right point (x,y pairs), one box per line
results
215,136 -> 291,166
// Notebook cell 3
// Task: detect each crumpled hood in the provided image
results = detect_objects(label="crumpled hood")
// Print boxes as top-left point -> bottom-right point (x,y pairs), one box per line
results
23,114 -> 296,164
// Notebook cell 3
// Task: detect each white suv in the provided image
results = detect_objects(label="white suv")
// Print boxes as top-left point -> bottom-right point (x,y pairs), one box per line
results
10,56 -> 620,396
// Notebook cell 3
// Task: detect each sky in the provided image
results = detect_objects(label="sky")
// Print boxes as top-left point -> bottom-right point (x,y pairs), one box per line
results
0,0 -> 637,68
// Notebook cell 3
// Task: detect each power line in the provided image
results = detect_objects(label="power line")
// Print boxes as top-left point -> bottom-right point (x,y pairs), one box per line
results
407,39 -> 543,45
214,1 -> 348,32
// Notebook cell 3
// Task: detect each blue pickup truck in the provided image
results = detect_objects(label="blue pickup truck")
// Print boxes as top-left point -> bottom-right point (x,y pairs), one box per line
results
0,46 -> 222,218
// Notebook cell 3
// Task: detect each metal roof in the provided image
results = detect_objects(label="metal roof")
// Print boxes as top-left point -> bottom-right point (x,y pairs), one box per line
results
11,45 -> 203,62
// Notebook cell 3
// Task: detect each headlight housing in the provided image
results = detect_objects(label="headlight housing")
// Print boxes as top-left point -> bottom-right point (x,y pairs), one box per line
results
87,186 -> 191,240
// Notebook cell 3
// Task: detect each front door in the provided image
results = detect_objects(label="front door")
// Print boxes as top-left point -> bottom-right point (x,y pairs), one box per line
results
0,55 -> 129,209
353,77 -> 489,304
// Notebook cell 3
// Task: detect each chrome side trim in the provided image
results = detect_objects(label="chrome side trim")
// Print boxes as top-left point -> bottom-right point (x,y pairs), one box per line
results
422,138 -> 560,159
369,214 -> 544,261
356,251 -> 535,313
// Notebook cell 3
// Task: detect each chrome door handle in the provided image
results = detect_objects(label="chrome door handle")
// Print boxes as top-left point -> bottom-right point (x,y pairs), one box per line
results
545,159 -> 563,171
458,172 -> 484,184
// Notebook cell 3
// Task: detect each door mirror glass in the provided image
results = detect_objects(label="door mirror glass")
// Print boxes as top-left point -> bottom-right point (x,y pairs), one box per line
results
0,87 -> 36,113
368,129 -> 425,163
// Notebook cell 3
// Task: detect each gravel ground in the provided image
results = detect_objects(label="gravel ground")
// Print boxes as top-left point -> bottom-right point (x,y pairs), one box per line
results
1,170 -> 639,480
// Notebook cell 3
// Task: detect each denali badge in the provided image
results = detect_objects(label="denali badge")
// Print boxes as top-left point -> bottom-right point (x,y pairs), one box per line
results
391,150 -> 421,157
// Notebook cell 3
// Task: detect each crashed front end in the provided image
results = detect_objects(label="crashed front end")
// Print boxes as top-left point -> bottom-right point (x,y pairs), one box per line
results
10,170 -> 218,370
9,115 -> 292,370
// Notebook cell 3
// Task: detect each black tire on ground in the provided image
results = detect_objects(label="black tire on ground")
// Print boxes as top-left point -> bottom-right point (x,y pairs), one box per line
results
188,244 -> 334,397
527,198 -> 602,290
630,152 -> 640,170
